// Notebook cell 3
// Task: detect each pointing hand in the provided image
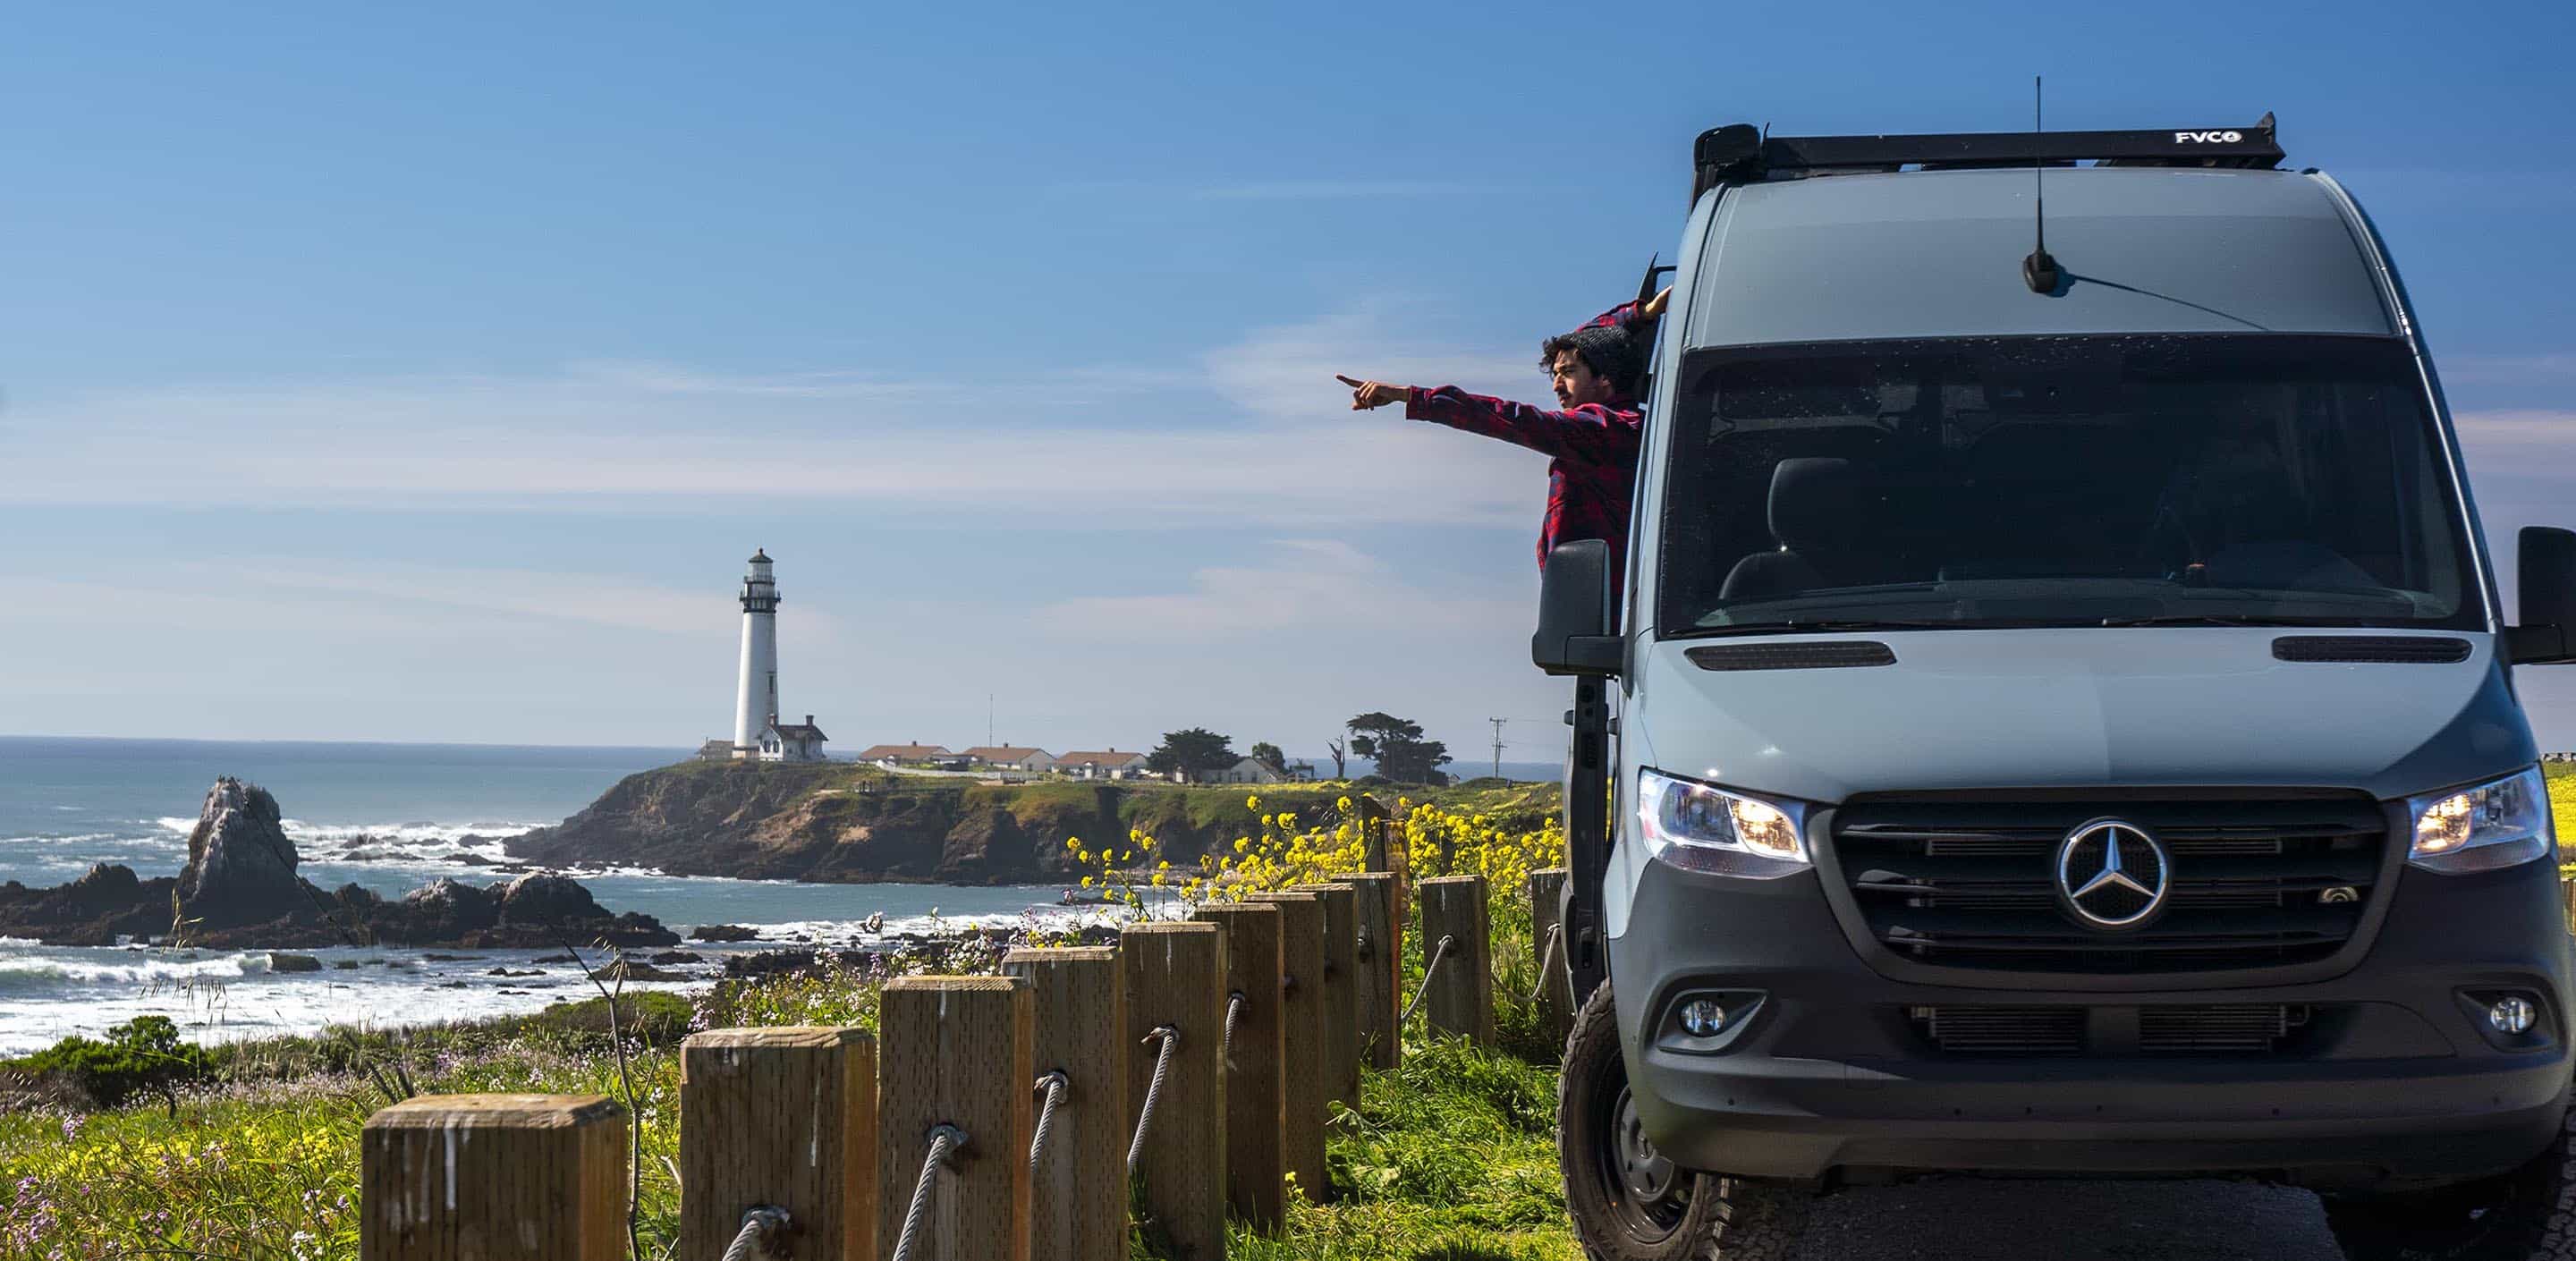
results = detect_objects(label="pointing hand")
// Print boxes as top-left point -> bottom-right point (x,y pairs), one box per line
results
1335,375 -> 1414,410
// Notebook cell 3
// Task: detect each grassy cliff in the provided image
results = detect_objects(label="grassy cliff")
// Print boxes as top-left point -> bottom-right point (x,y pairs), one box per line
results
505,760 -> 1563,884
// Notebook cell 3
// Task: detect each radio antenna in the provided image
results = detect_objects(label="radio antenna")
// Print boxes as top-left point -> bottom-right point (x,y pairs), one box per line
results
2021,75 -> 2061,294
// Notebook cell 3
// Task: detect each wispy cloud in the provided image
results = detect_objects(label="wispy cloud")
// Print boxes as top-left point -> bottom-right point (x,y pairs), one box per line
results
2445,355 -> 2576,386
0,559 -> 783,641
556,360 -> 1197,402
1036,538 -> 1523,641
1203,303 -> 1540,419
2455,408 -> 2576,452
0,305 -> 1570,529
216,560 -> 772,637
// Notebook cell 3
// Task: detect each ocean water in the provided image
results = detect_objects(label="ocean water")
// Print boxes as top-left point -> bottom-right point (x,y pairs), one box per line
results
0,737 -> 1130,1053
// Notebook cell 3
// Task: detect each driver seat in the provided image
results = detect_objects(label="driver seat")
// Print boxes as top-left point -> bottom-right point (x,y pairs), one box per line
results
1720,458 -> 1859,602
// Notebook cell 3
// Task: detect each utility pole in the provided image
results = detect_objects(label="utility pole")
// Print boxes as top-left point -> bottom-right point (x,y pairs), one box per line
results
1488,717 -> 1507,781
987,693 -> 995,749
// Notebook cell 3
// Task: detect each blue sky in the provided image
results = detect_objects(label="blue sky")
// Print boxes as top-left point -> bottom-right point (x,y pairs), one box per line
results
4,0 -> 2574,759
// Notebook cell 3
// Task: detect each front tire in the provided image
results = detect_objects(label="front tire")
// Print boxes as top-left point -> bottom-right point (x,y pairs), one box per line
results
2324,1099 -> 2576,1261
1557,981 -> 1809,1260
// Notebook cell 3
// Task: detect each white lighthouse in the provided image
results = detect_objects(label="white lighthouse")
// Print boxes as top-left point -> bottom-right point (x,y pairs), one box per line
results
732,549 -> 781,756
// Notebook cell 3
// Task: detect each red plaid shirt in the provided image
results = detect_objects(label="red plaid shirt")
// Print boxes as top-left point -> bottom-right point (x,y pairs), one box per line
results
1403,300 -> 1650,575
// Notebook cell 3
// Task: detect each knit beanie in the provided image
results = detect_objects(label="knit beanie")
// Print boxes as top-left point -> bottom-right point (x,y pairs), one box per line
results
1555,324 -> 1647,400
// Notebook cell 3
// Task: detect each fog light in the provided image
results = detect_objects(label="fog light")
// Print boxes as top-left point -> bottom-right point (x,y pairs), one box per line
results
1680,998 -> 1727,1037
2489,996 -> 2538,1036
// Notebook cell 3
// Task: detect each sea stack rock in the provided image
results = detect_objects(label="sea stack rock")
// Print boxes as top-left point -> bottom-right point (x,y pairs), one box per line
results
400,877 -> 501,935
176,777 -> 305,927
496,873 -> 602,926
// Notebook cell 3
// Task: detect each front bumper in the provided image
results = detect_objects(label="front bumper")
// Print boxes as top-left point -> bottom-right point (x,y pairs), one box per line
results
1608,853 -> 2576,1190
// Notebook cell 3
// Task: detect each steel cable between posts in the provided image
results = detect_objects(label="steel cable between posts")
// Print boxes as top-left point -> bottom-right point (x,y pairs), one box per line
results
720,1206 -> 792,1261
1221,991 -> 1245,1058
1400,935 -> 1457,1027
891,1124 -> 966,1261
1127,1025 -> 1180,1176
1529,923 -> 1563,1003
1028,1071 -> 1069,1173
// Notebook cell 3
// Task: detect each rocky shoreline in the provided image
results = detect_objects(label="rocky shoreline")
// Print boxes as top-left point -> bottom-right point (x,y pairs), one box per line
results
0,777 -> 676,950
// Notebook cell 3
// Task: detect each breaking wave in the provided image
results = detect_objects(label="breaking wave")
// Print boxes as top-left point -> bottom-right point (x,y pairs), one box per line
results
0,948 -> 271,994
145,817 -> 542,870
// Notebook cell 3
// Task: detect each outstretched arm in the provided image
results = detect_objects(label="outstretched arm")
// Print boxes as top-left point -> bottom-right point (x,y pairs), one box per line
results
1335,374 -> 1625,461
1578,285 -> 1671,334
1400,385 -> 1638,462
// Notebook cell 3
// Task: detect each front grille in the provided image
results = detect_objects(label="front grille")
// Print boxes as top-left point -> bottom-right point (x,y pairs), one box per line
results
1835,794 -> 2387,975
1915,1004 -> 2083,1054
2139,1003 -> 2303,1052
1911,1003 -> 2314,1055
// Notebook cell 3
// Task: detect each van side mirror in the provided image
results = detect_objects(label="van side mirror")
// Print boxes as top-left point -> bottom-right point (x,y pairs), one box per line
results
2509,526 -> 2576,665
1534,539 -> 1622,676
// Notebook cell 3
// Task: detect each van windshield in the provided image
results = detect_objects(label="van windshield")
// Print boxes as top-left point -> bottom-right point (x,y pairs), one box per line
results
1657,334 -> 2485,636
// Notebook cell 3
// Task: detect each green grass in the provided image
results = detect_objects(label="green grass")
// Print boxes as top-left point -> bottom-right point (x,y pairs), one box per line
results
1232,1037 -> 1578,1261
1,908 -> 1578,1260
1,1004 -> 691,1259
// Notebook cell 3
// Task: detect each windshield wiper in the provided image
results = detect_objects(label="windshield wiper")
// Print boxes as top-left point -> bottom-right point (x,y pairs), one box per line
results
1674,618 -> 1992,639
2094,614 -> 2313,627
2095,614 -> 2288,627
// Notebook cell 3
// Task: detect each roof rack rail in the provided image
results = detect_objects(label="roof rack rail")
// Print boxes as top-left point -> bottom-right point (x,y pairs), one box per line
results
1691,114 -> 2282,200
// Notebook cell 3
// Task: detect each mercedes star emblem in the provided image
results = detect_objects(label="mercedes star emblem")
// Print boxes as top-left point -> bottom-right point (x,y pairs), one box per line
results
2055,820 -> 2171,929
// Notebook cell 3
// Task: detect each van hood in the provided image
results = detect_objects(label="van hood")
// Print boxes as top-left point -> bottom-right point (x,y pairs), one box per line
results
1630,628 -> 2531,804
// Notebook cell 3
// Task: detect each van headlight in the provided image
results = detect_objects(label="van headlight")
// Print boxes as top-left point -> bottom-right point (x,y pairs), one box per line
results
2407,767 -> 2555,873
1637,768 -> 1811,878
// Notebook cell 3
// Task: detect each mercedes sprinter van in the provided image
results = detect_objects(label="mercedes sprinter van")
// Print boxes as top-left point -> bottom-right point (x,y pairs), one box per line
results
1534,117 -> 2576,1261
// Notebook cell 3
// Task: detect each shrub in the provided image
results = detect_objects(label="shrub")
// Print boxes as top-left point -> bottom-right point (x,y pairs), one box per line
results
4,1016 -> 217,1108
522,991 -> 696,1045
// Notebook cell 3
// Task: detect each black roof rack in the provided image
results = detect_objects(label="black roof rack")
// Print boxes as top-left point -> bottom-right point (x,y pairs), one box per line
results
1691,114 -> 2283,200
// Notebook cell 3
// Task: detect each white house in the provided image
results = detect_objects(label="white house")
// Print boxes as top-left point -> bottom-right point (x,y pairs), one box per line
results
962,746 -> 1055,772
758,715 -> 829,763
1055,749 -> 1150,780
1204,757 -> 1288,784
856,742 -> 952,766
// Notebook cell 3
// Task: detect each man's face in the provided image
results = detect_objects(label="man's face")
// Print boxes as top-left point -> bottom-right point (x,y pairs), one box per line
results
1551,350 -> 1616,409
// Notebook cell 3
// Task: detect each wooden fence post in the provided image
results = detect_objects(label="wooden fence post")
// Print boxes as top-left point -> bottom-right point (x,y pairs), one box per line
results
679,1028 -> 877,1261
1192,901 -> 1285,1229
360,1094 -> 625,1261
1001,946 -> 1126,1261
1119,920 -> 1227,1259
877,977 -> 1033,1261
1289,882 -> 1360,1108
1360,794 -> 1411,926
1343,872 -> 1402,1071
1529,867 -> 1573,1050
1416,875 -> 1494,1045
1248,890 -> 1329,1204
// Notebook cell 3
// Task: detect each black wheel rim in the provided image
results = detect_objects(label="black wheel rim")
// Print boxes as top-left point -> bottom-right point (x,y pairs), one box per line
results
1591,1061 -> 1691,1240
